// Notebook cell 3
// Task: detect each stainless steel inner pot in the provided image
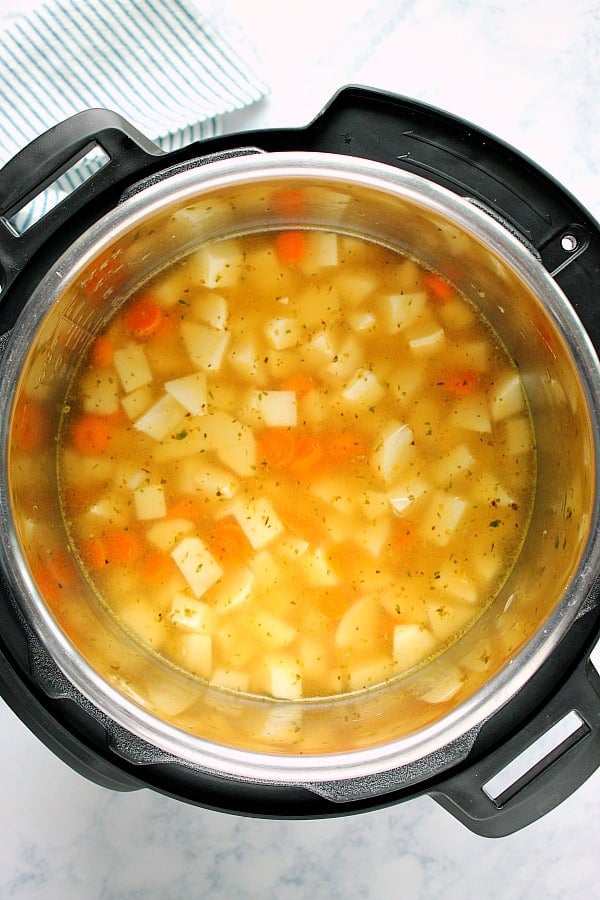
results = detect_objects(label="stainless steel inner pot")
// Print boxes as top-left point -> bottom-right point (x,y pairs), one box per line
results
0,151 -> 598,790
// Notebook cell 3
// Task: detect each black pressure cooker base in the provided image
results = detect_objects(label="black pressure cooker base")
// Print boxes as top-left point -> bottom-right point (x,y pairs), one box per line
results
1,86 -> 600,838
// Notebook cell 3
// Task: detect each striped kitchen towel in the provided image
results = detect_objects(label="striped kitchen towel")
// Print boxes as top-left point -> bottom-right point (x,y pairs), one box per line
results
0,0 -> 269,228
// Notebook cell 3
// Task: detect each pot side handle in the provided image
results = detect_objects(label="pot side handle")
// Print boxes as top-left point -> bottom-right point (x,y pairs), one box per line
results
0,109 -> 164,300
431,650 -> 600,838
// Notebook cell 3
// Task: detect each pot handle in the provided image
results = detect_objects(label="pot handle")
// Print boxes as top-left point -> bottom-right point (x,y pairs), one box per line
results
0,109 -> 164,298
431,649 -> 600,837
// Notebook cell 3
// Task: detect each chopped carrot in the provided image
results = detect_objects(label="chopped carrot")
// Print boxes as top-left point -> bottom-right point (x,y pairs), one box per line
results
90,334 -> 114,368
270,188 -> 305,216
208,515 -> 251,562
81,537 -> 108,570
289,433 -> 324,477
324,429 -> 367,462
443,370 -> 479,394
425,272 -> 455,302
167,496 -> 203,522
123,297 -> 164,339
257,427 -> 298,469
316,586 -> 352,620
13,399 -> 48,453
70,414 -> 113,455
279,374 -> 315,396
274,231 -> 307,266
142,551 -> 175,583
104,530 -> 141,565
391,520 -> 417,554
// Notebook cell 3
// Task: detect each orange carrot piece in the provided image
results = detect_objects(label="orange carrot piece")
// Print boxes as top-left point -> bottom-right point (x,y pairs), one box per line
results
81,537 -> 108,570
142,551 -> 175,583
104,530 -> 141,565
123,296 -> 164,338
13,399 -> 48,453
257,427 -> 298,469
391,520 -> 417,554
208,515 -> 251,562
279,374 -> 315,396
324,429 -> 367,462
274,230 -> 307,266
316,586 -> 352,620
270,188 -> 305,216
443,370 -> 479,394
289,433 -> 325,477
90,334 -> 114,368
425,272 -> 455,302
70,414 -> 113,455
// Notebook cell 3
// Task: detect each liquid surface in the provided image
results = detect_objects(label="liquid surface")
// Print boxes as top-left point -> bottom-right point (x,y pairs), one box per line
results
58,229 -> 535,700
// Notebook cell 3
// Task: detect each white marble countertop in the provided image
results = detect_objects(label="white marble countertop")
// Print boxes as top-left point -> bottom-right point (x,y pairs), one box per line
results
0,1 -> 599,897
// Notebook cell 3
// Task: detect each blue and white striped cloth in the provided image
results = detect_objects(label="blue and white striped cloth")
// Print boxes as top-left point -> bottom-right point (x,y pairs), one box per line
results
0,0 -> 269,229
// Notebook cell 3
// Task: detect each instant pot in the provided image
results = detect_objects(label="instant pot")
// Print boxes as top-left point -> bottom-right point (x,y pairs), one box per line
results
0,86 -> 599,838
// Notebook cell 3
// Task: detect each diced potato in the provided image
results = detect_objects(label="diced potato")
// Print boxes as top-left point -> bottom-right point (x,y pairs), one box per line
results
171,536 -> 223,598
452,396 -> 492,433
62,449 -> 113,485
392,624 -> 437,670
172,632 -> 212,679
342,368 -> 385,406
208,565 -> 255,612
211,413 -> 256,477
81,370 -> 120,416
264,316 -> 302,350
325,334 -> 363,382
491,373 -> 525,420
248,550 -> 281,591
230,497 -> 285,549
387,478 -> 429,516
113,342 -> 153,393
121,385 -> 153,420
265,654 -> 303,700
437,298 -> 476,329
118,598 -> 165,649
147,270 -> 187,308
434,564 -> 478,605
337,271 -> 378,306
379,291 -> 427,333
426,600 -> 473,640
168,593 -> 215,633
420,665 -> 463,703
421,491 -> 467,546
311,477 -> 355,517
359,490 -> 392,521
335,595 -> 382,650
147,517 -> 195,552
228,336 -> 268,386
304,329 -> 337,366
193,293 -> 228,329
347,657 -> 391,691
165,372 -> 208,416
299,231 -> 338,271
348,309 -> 377,333
371,421 -> 414,483
295,286 -> 341,329
181,321 -> 230,372
389,366 -> 424,404
301,547 -> 339,586
275,534 -> 310,561
503,415 -> 533,454
250,610 -> 297,648
134,483 -> 167,520
134,393 -> 187,441
355,517 -> 391,557
176,458 -> 239,501
187,239 -> 242,288
210,667 -> 250,693
88,493 -> 128,526
254,390 -> 297,427
431,444 -> 475,486
407,323 -> 445,354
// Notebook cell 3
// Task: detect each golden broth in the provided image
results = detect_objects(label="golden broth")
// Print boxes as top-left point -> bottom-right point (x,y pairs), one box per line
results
58,228 -> 535,701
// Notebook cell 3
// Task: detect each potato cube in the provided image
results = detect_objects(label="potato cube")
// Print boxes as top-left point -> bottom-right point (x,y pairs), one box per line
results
335,595 -> 381,650
421,491 -> 467,546
300,231 -> 338,271
171,536 -> 223,598
134,393 -> 187,441
134,483 -> 167,520
392,624 -> 436,670
121,385 -> 153,420
301,547 -> 339,586
147,518 -> 195,552
210,668 -> 250,693
342,368 -> 385,406
230,497 -> 285,549
172,632 -> 212,678
208,565 -> 255,612
181,321 -> 230,371
81,370 -> 120,416
113,342 -> 153,393
407,324 -> 445,354
165,372 -> 208,416
255,390 -> 297,427
251,610 -> 297,648
228,336 -> 268,386
379,290 -> 427,333
188,239 -> 241,289
193,293 -> 228,329
503,416 -> 533,455
264,316 -> 302,350
452,396 -> 492,433
266,655 -> 303,701
491,373 -> 525,420
426,600 -> 473,640
371,421 -> 414,483
168,593 -> 215,633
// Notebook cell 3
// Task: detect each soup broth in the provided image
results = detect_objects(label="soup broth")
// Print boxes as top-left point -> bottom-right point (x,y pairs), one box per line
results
58,228 -> 535,701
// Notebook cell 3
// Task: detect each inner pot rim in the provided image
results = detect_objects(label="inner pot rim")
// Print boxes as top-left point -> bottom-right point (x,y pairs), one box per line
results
1,150 -> 599,784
